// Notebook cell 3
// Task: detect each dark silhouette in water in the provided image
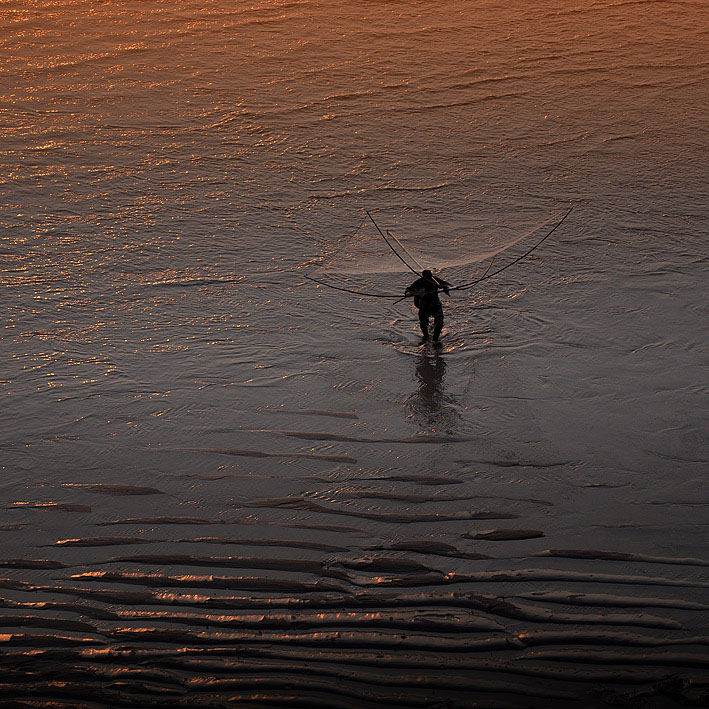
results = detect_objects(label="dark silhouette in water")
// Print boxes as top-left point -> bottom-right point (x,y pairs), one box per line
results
407,349 -> 460,433
404,269 -> 451,343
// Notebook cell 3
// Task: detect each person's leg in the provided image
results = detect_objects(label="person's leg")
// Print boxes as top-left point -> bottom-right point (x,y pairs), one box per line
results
432,303 -> 444,341
418,309 -> 429,339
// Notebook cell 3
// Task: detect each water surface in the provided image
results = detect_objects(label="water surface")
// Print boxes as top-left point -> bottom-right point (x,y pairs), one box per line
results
1,0 -> 708,706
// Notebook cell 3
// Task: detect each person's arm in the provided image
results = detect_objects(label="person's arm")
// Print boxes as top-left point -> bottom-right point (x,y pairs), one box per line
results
405,277 -> 422,297
435,276 -> 451,295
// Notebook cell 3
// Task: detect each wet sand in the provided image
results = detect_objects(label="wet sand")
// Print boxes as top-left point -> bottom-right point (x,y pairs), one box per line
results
1,426 -> 708,707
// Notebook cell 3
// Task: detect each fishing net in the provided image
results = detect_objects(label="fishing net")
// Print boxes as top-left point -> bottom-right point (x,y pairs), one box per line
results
311,212 -> 564,284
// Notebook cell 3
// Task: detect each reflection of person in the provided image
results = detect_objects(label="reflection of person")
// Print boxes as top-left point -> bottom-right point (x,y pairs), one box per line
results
414,348 -> 446,418
404,269 -> 451,343
408,348 -> 459,433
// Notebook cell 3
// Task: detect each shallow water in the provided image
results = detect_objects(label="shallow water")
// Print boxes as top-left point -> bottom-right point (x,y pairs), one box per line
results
1,0 -> 708,706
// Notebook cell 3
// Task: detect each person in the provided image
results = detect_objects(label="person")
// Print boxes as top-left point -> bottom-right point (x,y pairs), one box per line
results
404,269 -> 451,343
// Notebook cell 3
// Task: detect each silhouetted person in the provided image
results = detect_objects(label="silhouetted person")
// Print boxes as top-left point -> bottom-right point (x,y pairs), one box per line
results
405,269 -> 451,343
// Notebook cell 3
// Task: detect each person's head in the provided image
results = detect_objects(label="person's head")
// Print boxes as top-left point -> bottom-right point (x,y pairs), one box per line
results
422,269 -> 432,279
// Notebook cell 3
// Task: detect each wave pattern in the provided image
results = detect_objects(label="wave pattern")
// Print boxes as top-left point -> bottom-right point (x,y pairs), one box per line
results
1,452 -> 708,708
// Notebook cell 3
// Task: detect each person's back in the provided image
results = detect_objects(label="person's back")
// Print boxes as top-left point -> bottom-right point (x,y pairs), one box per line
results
407,275 -> 444,308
